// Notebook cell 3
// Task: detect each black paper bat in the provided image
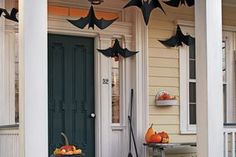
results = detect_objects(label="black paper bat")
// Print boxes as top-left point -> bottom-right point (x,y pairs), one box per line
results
159,25 -> 195,47
0,8 -> 18,22
67,6 -> 118,30
97,39 -> 138,58
123,0 -> 165,25
163,0 -> 194,7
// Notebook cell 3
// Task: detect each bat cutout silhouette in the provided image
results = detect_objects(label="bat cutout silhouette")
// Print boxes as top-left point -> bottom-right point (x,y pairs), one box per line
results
159,25 -> 195,47
97,39 -> 138,58
67,6 -> 118,30
163,0 -> 194,7
0,8 -> 18,22
123,0 -> 165,25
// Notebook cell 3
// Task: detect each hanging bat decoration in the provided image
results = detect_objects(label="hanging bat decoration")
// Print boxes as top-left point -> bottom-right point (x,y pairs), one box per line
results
97,39 -> 138,58
123,0 -> 165,25
163,0 -> 194,7
67,6 -> 118,30
159,25 -> 195,47
0,8 -> 18,22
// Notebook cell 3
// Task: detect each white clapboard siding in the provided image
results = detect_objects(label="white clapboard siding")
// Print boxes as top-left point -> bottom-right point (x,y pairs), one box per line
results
0,128 -> 19,157
148,4 -> 236,157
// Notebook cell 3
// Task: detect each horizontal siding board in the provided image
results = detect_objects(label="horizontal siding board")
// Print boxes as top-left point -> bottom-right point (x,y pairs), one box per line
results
148,20 -> 175,30
149,87 -> 179,96
149,77 -> 179,87
148,29 -> 173,39
152,124 -> 180,134
149,58 -> 179,68
149,105 -> 179,115
150,115 -> 180,125
169,134 -> 196,143
149,48 -> 179,59
149,67 -> 179,77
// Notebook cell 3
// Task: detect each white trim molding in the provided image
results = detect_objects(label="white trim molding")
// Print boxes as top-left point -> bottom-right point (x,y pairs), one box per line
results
133,9 -> 148,157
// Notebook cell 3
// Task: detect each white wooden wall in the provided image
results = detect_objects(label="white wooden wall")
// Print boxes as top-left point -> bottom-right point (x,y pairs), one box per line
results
0,128 -> 19,157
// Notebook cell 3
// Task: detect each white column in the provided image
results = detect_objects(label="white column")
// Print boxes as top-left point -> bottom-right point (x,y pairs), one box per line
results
19,0 -> 48,157
195,1 -> 223,157
133,9 -> 148,157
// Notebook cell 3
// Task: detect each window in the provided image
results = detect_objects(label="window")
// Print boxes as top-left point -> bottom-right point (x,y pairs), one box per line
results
180,29 -> 236,133
222,32 -> 236,124
0,6 -> 19,126
111,38 -> 125,126
112,57 -> 120,123
180,31 -> 196,133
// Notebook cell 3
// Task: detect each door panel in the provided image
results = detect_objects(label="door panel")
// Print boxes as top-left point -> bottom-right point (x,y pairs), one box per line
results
48,34 -> 95,157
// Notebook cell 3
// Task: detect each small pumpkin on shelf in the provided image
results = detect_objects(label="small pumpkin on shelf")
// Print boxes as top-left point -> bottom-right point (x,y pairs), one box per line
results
149,132 -> 162,143
157,131 -> 169,143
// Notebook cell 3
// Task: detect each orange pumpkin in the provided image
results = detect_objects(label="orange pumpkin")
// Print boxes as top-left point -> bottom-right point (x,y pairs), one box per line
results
145,124 -> 155,143
158,131 -> 169,143
149,132 -> 162,143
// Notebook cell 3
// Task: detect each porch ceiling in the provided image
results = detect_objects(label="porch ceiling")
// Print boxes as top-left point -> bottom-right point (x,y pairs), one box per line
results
48,0 -> 236,10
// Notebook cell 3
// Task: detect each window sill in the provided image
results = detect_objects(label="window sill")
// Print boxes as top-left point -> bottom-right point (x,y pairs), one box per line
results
0,124 -> 19,130
180,130 -> 196,135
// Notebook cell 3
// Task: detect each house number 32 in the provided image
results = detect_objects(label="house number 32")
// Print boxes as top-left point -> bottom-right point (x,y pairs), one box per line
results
103,79 -> 109,85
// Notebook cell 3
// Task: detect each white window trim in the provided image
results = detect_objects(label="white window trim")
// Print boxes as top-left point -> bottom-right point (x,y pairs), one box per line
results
0,23 -> 18,126
223,32 -> 236,124
180,38 -> 196,134
180,25 -> 235,134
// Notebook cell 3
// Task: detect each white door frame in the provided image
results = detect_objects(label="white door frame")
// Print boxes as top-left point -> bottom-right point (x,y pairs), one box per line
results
48,13 -> 148,157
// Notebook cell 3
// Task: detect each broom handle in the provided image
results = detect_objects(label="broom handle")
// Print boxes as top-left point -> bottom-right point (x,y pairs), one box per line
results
129,116 -> 139,157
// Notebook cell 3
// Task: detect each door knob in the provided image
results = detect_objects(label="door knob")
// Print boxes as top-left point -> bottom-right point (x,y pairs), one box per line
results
90,113 -> 96,118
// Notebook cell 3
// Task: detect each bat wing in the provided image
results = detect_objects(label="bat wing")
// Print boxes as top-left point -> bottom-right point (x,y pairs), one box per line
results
159,36 -> 180,47
68,6 -> 96,29
186,0 -> 194,6
6,8 -> 18,22
150,0 -> 166,14
176,25 -> 194,46
0,8 -> 5,16
123,0 -> 142,9
181,35 -> 195,46
97,48 -> 115,57
141,0 -> 165,25
163,0 -> 180,7
118,48 -> 138,58
95,17 -> 118,30
67,16 -> 90,29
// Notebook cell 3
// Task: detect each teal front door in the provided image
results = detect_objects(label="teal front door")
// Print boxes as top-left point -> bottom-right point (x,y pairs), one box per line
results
48,34 -> 95,157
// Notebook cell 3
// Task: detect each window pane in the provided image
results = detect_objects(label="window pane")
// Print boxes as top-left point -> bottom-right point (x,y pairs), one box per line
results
189,42 -> 195,59
222,41 -> 226,83
15,49 -> 19,123
189,82 -> 196,103
223,84 -> 227,123
189,103 -> 196,125
112,58 -> 120,123
189,60 -> 196,79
